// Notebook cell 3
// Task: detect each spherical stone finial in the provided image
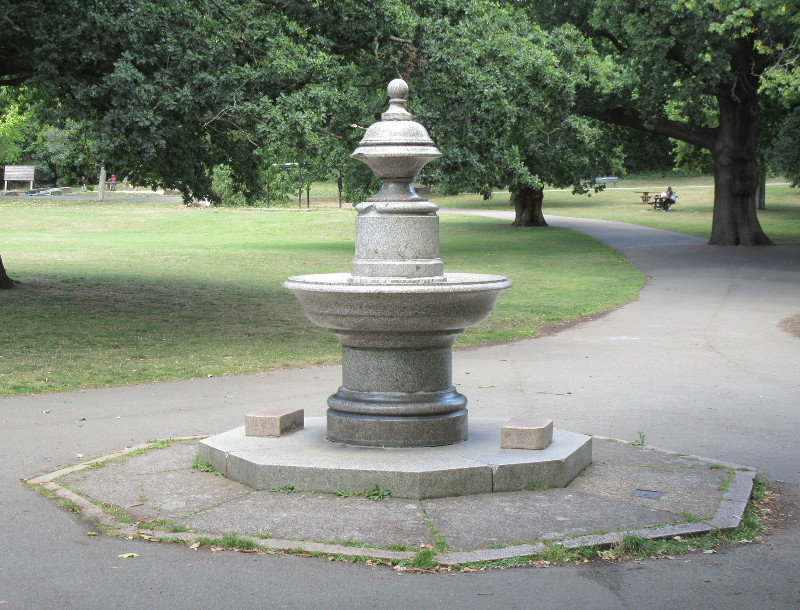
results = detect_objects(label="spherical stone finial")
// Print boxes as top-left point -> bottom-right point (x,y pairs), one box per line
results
387,78 -> 409,100
382,78 -> 413,121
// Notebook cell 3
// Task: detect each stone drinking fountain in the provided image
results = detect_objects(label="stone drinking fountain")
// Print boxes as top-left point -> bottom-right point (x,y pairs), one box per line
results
284,78 -> 510,448
199,79 -> 591,499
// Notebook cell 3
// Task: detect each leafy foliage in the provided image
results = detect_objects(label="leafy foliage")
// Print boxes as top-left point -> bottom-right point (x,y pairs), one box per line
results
2,0 -> 796,238
0,0 -> 417,201
0,91 -> 28,164
411,0 -> 623,197
766,107 -> 800,185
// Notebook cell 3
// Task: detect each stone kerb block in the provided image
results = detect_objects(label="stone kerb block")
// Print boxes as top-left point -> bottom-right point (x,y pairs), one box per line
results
501,418 -> 553,450
245,408 -> 304,437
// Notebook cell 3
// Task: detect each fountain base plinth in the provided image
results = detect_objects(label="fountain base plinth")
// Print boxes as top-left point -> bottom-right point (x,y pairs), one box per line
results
327,386 -> 468,447
197,418 -> 593,500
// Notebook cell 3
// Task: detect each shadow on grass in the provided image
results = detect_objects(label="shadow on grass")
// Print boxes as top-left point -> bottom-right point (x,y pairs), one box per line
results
1,273 -> 340,396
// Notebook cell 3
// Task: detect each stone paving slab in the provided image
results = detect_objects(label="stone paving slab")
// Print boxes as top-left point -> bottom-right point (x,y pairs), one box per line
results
58,441 -> 249,522
27,436 -> 756,566
424,489 -> 677,550
184,492 -> 431,548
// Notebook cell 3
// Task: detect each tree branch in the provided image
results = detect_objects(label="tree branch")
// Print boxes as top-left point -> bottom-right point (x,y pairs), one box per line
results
666,44 -> 696,77
588,29 -> 627,53
0,75 -> 27,86
582,107 -> 716,149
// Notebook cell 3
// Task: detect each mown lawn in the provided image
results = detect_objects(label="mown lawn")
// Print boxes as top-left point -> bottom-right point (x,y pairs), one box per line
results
0,197 -> 644,396
433,177 -> 800,243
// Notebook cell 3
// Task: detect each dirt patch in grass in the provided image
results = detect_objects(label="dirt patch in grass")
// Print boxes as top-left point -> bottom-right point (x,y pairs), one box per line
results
778,313 -> 800,339
758,482 -> 799,536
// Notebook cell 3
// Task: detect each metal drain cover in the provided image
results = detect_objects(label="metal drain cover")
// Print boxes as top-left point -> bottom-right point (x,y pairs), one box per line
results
631,489 -> 664,499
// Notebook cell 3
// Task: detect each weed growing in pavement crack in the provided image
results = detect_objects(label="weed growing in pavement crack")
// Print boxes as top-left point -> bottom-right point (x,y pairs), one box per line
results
629,432 -> 647,446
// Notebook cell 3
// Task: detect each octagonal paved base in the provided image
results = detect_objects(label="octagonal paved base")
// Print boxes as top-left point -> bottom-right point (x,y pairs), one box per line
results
198,418 -> 591,500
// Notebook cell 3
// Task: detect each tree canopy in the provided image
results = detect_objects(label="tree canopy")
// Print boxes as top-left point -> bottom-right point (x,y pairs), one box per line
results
2,0 -> 798,243
403,0 -> 624,224
1,0 -> 414,199
412,1 -> 622,192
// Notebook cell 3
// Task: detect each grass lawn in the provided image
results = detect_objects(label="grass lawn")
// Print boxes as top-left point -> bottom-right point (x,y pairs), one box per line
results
432,177 -> 800,243
0,196 -> 644,396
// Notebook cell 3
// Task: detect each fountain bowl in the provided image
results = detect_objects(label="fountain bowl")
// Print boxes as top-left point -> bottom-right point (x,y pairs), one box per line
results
283,272 -> 511,334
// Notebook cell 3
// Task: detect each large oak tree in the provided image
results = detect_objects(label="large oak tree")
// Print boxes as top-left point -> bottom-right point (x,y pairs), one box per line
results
533,0 -> 800,245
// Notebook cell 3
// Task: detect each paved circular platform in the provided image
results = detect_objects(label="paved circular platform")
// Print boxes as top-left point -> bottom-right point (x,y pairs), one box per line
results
27,435 -> 755,566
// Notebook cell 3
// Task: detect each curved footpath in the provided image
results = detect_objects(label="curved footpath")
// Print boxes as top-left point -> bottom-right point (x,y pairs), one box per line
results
1,212 -> 799,608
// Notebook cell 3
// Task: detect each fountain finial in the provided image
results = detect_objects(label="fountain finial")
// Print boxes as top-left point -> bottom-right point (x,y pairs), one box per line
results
382,79 -> 412,121
351,78 -> 440,187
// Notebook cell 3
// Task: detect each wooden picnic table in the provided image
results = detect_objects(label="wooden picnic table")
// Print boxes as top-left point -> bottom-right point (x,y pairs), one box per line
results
635,191 -> 675,210
635,191 -> 658,203
651,196 -> 675,211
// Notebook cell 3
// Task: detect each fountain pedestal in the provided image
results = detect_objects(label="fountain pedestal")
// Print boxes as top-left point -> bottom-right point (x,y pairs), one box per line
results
284,79 -> 510,447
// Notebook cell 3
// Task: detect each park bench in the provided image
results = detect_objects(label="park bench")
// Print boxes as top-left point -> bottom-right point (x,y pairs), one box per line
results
23,187 -> 71,196
595,176 -> 618,186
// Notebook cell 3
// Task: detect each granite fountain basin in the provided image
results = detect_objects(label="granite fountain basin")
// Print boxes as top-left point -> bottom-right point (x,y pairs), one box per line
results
283,272 -> 511,334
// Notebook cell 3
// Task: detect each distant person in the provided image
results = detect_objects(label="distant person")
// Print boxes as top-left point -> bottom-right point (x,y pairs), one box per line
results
110,174 -> 117,191
661,186 -> 676,212
81,175 -> 87,191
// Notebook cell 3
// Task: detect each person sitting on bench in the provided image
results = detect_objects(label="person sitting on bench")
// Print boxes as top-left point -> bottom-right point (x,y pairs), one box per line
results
660,186 -> 677,211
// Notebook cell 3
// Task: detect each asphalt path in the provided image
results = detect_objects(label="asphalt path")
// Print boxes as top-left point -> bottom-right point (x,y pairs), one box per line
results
2,211 -> 798,608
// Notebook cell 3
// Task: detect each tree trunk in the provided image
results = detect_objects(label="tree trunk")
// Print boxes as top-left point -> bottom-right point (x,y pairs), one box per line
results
709,41 -> 772,246
755,160 -> 767,211
97,165 -> 106,202
511,186 -> 548,227
0,255 -> 16,289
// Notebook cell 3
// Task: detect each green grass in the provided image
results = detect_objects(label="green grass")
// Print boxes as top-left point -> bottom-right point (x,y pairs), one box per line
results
57,498 -> 80,512
678,511 -> 709,523
196,533 -> 262,551
433,177 -> 800,243
0,197 -> 645,396
404,548 -> 437,570
359,485 -> 391,501
191,454 -> 216,473
269,485 -> 298,494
